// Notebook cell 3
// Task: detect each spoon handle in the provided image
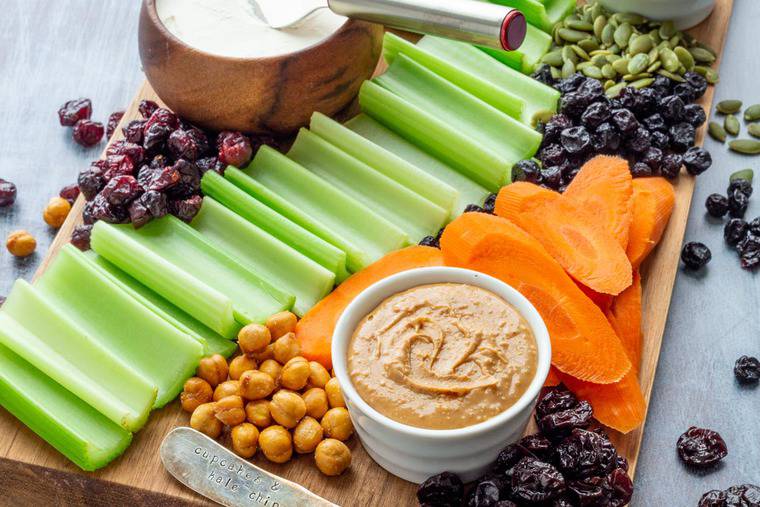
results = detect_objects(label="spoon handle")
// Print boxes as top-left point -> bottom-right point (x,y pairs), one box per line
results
328,0 -> 526,51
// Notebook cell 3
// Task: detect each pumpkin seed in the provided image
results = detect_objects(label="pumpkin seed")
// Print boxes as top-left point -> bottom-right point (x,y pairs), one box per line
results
724,115 -> 741,136
617,12 -> 645,25
542,50 -> 564,67
565,18 -> 593,31
647,61 -> 662,73
659,20 -> 676,39
660,47 -> 680,72
576,61 -> 593,70
623,72 -> 651,82
717,100 -> 742,114
603,79 -> 616,90
591,54 -> 608,66
748,124 -> 760,139
627,53 -> 650,74
730,169 -> 754,182
669,34 -> 681,47
613,23 -> 633,48
554,25 -> 563,45
657,69 -> 686,82
688,47 -> 716,64
606,82 -> 627,98
602,63 -> 617,79
612,57 -> 630,74
606,54 -> 621,63
550,66 -> 562,80
579,38 -> 600,52
582,65 -> 603,79
601,23 -> 615,46
708,122 -> 727,142
694,65 -> 720,84
729,139 -> 760,155
532,109 -> 556,128
743,104 -> 760,122
559,28 -> 590,43
561,59 -> 576,78
562,46 -> 578,64
647,47 -> 659,65
629,34 -> 653,55
695,42 -> 717,58
589,49 -> 612,57
630,77 -> 655,89
674,46 -> 694,70
571,44 -> 591,61
593,15 -> 607,39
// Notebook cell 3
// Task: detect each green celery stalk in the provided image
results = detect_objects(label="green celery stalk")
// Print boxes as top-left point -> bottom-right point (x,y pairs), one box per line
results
289,128 -> 447,241
416,36 -> 560,126
239,149 -> 408,272
191,197 -> 335,316
488,0 -> 574,32
309,111 -> 459,216
36,246 -> 205,407
478,24 -> 553,73
202,170 -> 350,281
382,32 -> 526,121
85,252 -> 237,358
345,114 -> 491,217
0,342 -> 132,471
0,287 -> 155,432
92,218 -> 294,329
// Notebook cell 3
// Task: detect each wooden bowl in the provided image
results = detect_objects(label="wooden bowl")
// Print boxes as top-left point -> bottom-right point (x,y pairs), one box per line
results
138,0 -> 383,135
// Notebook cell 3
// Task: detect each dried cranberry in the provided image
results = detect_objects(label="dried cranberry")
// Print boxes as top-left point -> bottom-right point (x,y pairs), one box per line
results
684,72 -> 708,99
78,164 -> 106,200
417,471 -> 464,506
705,194 -> 729,218
698,489 -> 727,507
59,183 -> 80,205
511,457 -> 565,503
168,128 -> 209,161
138,100 -> 159,119
669,122 -> 696,152
217,131 -> 254,168
660,153 -> 683,179
85,195 -> 128,224
100,175 -> 142,205
650,130 -> 670,151
512,159 -> 542,184
169,195 -> 203,222
630,162 -> 653,178
70,224 -> 93,251
728,178 -> 753,198
137,164 -> 180,192
58,98 -> 92,126
660,95 -> 686,123
684,103 -> 707,128
0,179 -> 17,207
143,122 -> 173,152
728,189 -> 750,218
725,484 -> 760,505
122,119 -> 146,144
107,140 -> 146,165
724,218 -> 749,245
540,144 -> 567,167
677,427 -> 727,467
128,199 -> 152,228
196,156 -> 226,175
536,384 -> 578,419
106,111 -> 124,139
145,107 -> 179,130
537,400 -> 593,441
166,159 -> 201,198
140,190 -> 168,219
681,241 -> 712,270
554,428 -> 617,479
72,119 -> 105,147
102,154 -> 136,180
642,113 -> 667,132
734,355 -> 760,384
611,109 -> 639,134
581,102 -> 611,128
683,147 -> 712,175
518,434 -> 553,461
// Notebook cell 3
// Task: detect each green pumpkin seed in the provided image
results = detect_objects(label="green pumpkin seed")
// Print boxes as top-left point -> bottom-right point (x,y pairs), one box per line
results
601,23 -> 615,46
708,122 -> 727,142
627,53 -> 650,74
532,109 -> 556,128
688,47 -> 716,64
603,79 -> 616,90
571,44 -> 591,61
623,72 -> 651,82
578,38 -> 600,52
582,65 -> 603,79
695,42 -> 717,58
617,12 -> 645,25
730,169 -> 754,182
561,59 -> 576,78
590,49 -> 612,56
601,63 -> 617,79
591,54 -> 608,66
606,82 -> 627,98
590,2 -> 603,20
542,50 -> 564,67
647,47 -> 660,65
693,65 -> 720,84
612,57 -> 630,74
674,46 -> 694,70
565,18 -> 593,31
630,77 -> 655,89
657,69 -> 686,82
576,61 -> 593,70
725,115 -> 741,136
554,25 -> 563,45
593,15 -> 607,39
717,100 -> 743,114
646,61 -> 662,73
748,124 -> 760,139
660,47 -> 680,72
669,34 -> 681,47
629,35 -> 653,55
559,28 -> 590,43
562,45 -> 578,64
550,66 -> 562,80
743,104 -> 760,122
659,20 -> 676,39
729,139 -> 760,155
606,54 -> 621,63
613,23 -> 633,48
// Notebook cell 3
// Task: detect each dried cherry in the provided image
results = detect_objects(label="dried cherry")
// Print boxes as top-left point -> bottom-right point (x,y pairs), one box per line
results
512,159 -> 542,184
705,194 -> 729,218
58,98 -> 92,126
677,427 -> 728,468
70,224 -> 93,251
416,471 -> 464,506
107,140 -> 146,166
724,218 -> 749,245
554,428 -> 617,479
537,400 -> 593,441
734,355 -> 760,384
681,242 -> 712,270
536,384 -> 579,419
0,179 -> 17,207
217,131 -> 254,167
72,119 -> 105,147
511,457 -> 566,503
138,100 -> 159,119
169,195 -> 202,222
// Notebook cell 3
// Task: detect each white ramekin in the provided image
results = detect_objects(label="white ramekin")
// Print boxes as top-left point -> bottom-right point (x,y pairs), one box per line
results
331,267 -> 551,484
599,0 -> 715,29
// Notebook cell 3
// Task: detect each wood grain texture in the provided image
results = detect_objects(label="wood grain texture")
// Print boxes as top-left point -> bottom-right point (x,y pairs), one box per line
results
0,1 -> 742,505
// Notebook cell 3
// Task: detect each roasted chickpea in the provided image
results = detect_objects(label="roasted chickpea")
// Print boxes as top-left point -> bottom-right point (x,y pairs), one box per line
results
252,343 -> 275,362
325,377 -> 345,408
197,354 -> 228,387
238,323 -> 271,355
280,358 -> 310,390
214,395 -> 246,426
269,390 -> 307,428
293,416 -> 324,454
245,400 -> 272,427
239,370 -> 275,400
180,377 -> 213,413
190,403 -> 223,439
258,359 -> 282,384
6,230 -> 36,257
302,388 -> 329,419
273,332 -> 300,364
259,425 -> 293,463
43,197 -> 71,229
315,439 -> 351,476
229,355 -> 257,380
307,361 -> 331,389
266,311 -> 297,340
231,423 -> 259,458
213,380 -> 241,401
321,407 -> 353,441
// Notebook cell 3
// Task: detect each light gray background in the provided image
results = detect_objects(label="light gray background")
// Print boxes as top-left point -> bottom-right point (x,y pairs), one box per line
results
0,1 -> 757,505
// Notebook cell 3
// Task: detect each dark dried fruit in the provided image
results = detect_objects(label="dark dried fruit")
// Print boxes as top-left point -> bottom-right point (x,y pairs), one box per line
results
138,100 -> 159,119
532,65 -> 555,87
630,162 -> 653,178
469,478 -> 502,507
106,111 -> 124,139
660,95 -> 685,123
127,199 -> 152,229
464,204 -> 487,214
576,79 -> 604,102
511,457 -> 566,503
672,82 -> 696,103
58,98 -> 92,126
70,224 -> 93,251
642,113 -> 667,132
537,400 -> 593,440
660,153 -> 683,179
734,355 -> 760,384
122,119 -> 146,144
168,128 -> 209,161
196,156 -> 226,175
633,87 -> 659,117
554,429 -> 617,479
59,183 -> 80,205
541,166 -> 563,189
72,119 -> 105,147
625,127 -> 651,153
676,427 -> 727,468
169,195 -> 203,222
725,483 -> 760,506
681,241 -> 712,270
483,193 -> 497,214
684,71 -> 708,99
682,147 -> 712,175
724,218 -> 749,245
592,122 -> 621,152
84,195 -> 128,224
705,193 -> 729,218
669,122 -> 697,152
698,489 -> 727,507
0,179 -> 18,207
137,163 -> 180,192
543,114 -> 574,144
556,73 -> 587,95
143,122 -> 174,152
536,384 -> 579,419
78,164 -> 106,200
650,130 -> 670,151
581,101 -> 611,128
100,175 -> 142,206
611,109 -> 639,134
166,159 -> 201,198
417,471 -> 464,506
518,434 -> 553,461
140,190 -> 168,219
145,108 -> 179,131
728,189 -> 750,218
492,443 -> 528,475
641,147 -> 663,171
217,131 -> 254,167
107,140 -> 146,166
749,217 -> 760,235
728,178 -> 753,198
684,103 -> 707,128
560,92 -> 590,119
102,154 -> 136,180
418,235 -> 439,248
540,144 -> 567,167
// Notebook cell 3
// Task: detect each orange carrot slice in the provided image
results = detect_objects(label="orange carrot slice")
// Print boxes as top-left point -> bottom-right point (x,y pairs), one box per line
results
575,280 -> 614,313
440,212 -> 631,384
495,182 -> 632,295
607,269 -> 643,373
564,155 -> 634,249
544,366 -> 562,387
296,246 -> 444,368
626,177 -> 676,269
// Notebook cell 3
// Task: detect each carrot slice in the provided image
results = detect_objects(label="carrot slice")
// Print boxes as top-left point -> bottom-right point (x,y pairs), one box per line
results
440,212 -> 631,384
296,246 -> 444,368
575,280 -> 614,313
606,269 -> 643,373
626,177 -> 676,269
559,371 -> 646,434
495,182 -> 632,295
564,155 -> 634,249
544,366 -> 562,387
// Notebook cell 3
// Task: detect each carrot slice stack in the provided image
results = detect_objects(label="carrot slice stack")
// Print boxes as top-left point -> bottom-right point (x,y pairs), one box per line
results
495,182 -> 632,295
440,212 -> 631,384
626,177 -> 676,268
606,269 -> 643,372
296,246 -> 444,369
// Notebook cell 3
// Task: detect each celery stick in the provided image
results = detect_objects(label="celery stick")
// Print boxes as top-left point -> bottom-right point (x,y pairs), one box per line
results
0,342 -> 132,471
92,218 -> 294,329
0,291 -> 155,432
382,33 -> 526,121
345,114 -> 491,217
289,128 -> 447,241
309,112 -> 458,215
191,197 -> 335,316
240,149 -> 408,272
85,252 -> 237,358
478,24 -> 552,73
416,36 -> 560,126
202,170 -> 350,281
373,55 -> 542,188
36,246 -> 204,407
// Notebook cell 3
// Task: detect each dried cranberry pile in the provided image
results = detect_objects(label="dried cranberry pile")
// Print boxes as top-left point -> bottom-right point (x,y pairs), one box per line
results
519,72 -> 712,190
417,384 -> 633,506
58,98 -> 106,148
419,194 -> 497,248
698,484 -> 760,506
708,173 -> 760,270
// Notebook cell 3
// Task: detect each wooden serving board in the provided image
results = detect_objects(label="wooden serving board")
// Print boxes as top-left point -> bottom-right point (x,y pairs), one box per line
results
0,2 -> 734,504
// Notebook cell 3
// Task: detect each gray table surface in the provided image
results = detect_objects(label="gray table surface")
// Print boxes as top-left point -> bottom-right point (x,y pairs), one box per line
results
0,1 -> 758,505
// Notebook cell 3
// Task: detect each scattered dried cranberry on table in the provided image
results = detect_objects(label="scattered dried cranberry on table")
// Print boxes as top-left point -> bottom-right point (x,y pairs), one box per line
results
0,178 -> 17,207
677,427 -> 728,468
699,484 -> 760,506
72,119 -> 105,147
734,355 -> 760,384
681,242 -> 712,270
58,98 -> 92,126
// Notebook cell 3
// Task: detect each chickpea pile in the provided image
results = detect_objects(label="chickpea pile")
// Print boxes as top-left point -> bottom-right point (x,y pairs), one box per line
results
182,311 -> 352,477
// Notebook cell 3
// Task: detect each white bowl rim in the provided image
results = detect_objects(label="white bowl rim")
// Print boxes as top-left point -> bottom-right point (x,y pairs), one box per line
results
332,266 -> 552,440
